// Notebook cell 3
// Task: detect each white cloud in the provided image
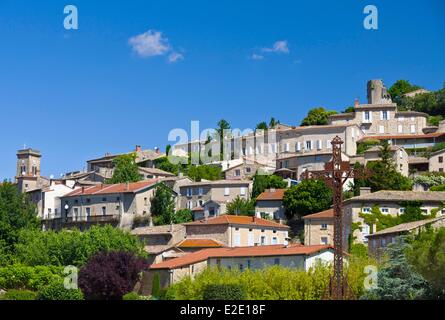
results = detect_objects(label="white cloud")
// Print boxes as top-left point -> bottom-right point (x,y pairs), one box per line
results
250,53 -> 264,60
262,40 -> 289,54
168,52 -> 184,63
128,29 -> 171,58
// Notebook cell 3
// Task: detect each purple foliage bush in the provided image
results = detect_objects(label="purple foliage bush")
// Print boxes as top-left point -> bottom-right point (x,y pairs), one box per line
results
78,251 -> 145,300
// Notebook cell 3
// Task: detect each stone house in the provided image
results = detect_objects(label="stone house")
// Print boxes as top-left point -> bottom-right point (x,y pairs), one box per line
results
59,180 -> 171,230
343,188 -> 445,248
146,244 -> 334,291
178,179 -> 252,219
223,158 -> 274,180
429,148 -> 445,173
255,188 -> 286,221
183,215 -> 289,247
303,209 -> 334,246
367,216 -> 445,258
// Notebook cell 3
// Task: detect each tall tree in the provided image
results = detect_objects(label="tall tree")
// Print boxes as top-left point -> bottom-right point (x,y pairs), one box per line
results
226,196 -> 255,216
255,122 -> 268,130
150,183 -> 176,225
0,181 -> 39,263
388,79 -> 421,106
216,119 -> 231,161
282,180 -> 332,219
106,153 -> 141,184
300,107 -> 337,126
362,238 -> 430,300
269,117 -> 280,128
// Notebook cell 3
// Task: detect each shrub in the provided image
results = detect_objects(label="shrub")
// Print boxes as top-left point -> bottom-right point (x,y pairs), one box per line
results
357,139 -> 380,154
122,292 -> 142,300
203,284 -> 246,300
431,184 -> 445,191
79,251 -> 145,300
151,272 -> 161,298
37,281 -> 83,300
0,289 -> 37,300
0,265 -> 64,291
14,225 -> 146,267
432,142 -> 445,153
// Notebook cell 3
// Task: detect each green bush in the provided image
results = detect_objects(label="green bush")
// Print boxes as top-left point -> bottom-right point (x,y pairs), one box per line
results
0,265 -> 64,291
37,281 -> 84,300
0,289 -> 37,300
122,292 -> 151,300
431,184 -> 445,191
432,142 -> 445,153
203,284 -> 246,300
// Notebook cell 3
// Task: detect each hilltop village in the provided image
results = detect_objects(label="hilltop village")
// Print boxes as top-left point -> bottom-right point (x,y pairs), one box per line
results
6,79 -> 445,298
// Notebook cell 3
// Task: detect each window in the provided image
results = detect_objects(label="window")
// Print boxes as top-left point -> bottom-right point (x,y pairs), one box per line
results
102,197 -> 107,202
86,207 -> 91,216
296,142 -> 301,151
240,187 -> 246,196
117,197 -> 120,202
364,111 -> 371,122
187,201 -> 192,209
305,141 -> 312,150
379,125 -> 385,134
317,140 -> 322,150
362,207 -> 371,214
284,160 -> 289,168
260,236 -> 266,245
439,156 -> 443,164
398,125 -> 403,133
73,208 -> 79,218
274,258 -> 280,265
239,264 -> 244,271
272,237 -> 278,245
285,143 -> 290,152
234,233 -> 241,247
327,140 -> 332,149
224,187 -> 230,196
247,260 -> 251,269
381,238 -> 387,246
246,167 -> 251,173
102,207 -> 106,215
321,237 -> 328,245
198,187 -> 203,196
399,207 -> 405,215
235,169 -> 241,176
410,125 -> 416,133
74,199 -> 79,204
372,239 -> 377,247
144,197 -> 148,206
382,111 -> 388,120
380,207 -> 389,214
321,223 -> 328,230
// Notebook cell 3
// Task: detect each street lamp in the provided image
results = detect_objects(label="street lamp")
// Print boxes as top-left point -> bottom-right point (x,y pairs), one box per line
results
64,204 -> 69,222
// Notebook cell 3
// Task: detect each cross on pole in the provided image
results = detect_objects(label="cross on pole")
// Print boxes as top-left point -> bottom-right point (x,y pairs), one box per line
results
301,136 -> 369,300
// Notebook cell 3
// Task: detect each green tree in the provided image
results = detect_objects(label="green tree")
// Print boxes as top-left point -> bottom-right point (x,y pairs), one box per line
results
362,238 -> 430,300
186,165 -> 221,182
173,209 -> 194,224
269,117 -> 280,128
282,180 -> 332,219
226,196 -> 255,216
150,183 -> 176,226
388,80 -> 421,106
406,227 -> 445,299
0,181 -> 40,264
343,106 -> 355,113
14,225 -> 146,267
251,173 -> 287,198
363,161 -> 413,192
216,119 -> 231,161
300,107 -> 337,126
165,144 -> 171,156
255,122 -> 268,130
106,153 -> 141,184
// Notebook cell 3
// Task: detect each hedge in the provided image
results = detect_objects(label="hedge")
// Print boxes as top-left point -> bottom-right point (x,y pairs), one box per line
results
0,289 -> 38,300
203,284 -> 246,300
0,265 -> 64,291
37,281 -> 84,300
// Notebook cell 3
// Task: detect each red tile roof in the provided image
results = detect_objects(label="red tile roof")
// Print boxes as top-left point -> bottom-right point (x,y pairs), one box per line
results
256,189 -> 286,201
150,244 -> 332,269
184,215 -> 289,229
358,132 -> 445,142
63,180 -> 158,197
302,209 -> 334,220
176,238 -> 225,248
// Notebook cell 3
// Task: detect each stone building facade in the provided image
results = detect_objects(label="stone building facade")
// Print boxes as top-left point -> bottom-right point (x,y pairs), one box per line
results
303,209 -> 334,246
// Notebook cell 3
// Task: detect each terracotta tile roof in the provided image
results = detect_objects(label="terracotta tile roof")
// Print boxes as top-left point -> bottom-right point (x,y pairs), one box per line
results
358,132 -> 445,142
344,190 -> 445,203
302,209 -> 334,220
184,215 -> 289,229
367,217 -> 445,237
63,179 -> 158,197
150,244 -> 332,269
176,238 -> 225,248
256,189 -> 286,201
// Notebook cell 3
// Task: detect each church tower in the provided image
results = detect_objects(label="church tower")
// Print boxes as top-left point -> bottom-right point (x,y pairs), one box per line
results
16,148 -> 42,193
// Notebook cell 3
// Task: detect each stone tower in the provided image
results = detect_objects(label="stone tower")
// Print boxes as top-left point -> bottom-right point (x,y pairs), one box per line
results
16,148 -> 42,193
367,79 -> 392,104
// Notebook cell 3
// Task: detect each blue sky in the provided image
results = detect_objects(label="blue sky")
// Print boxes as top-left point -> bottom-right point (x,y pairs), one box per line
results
0,0 -> 444,180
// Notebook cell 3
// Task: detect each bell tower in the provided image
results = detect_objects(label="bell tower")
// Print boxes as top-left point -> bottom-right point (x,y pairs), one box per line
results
16,148 -> 42,193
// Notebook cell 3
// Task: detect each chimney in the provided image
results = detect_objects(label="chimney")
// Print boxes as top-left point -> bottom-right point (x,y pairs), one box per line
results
359,187 -> 371,196
135,145 -> 142,152
354,98 -> 360,108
